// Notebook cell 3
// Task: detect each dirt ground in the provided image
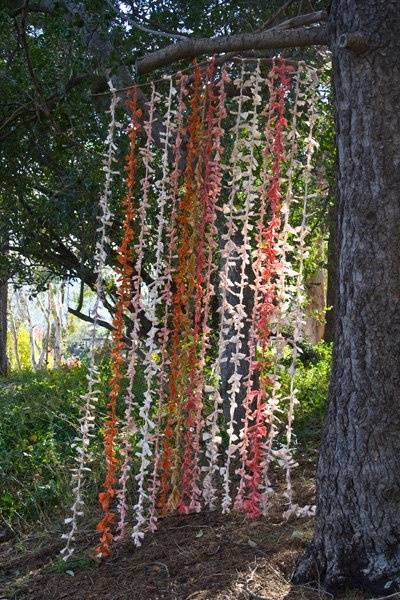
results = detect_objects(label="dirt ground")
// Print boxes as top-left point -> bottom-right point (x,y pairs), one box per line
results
0,464 -> 369,600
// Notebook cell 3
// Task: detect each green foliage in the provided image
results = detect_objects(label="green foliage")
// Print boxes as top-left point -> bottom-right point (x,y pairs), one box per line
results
0,0 -> 331,294
280,341 -> 332,447
7,327 -> 32,370
0,365 -> 96,528
0,361 -> 146,529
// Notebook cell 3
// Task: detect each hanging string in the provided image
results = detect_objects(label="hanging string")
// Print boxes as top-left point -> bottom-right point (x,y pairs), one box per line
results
116,83 -> 159,542
148,73 -> 188,532
200,64 -> 229,511
96,87 -> 141,558
225,61 -> 264,514
130,83 -> 168,546
159,63 -> 204,513
180,59 -> 222,514
220,60 -> 250,514
256,62 -> 305,516
61,80 -> 121,561
242,59 -> 292,519
234,62 -> 278,513
281,66 -> 320,519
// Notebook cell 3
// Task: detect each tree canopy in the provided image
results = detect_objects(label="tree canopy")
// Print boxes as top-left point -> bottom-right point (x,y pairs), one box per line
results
0,0 -> 332,324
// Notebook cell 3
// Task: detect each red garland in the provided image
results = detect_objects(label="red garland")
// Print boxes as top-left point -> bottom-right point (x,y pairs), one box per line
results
96,88 -> 141,556
243,59 -> 292,519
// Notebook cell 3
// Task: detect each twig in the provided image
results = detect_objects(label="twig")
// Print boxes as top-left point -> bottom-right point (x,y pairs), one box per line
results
259,0 -> 297,31
129,19 -> 189,41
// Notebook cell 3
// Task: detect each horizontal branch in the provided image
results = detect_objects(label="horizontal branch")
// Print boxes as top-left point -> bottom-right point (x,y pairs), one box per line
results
68,305 -> 114,334
130,19 -> 189,41
274,10 -> 328,31
135,25 -> 329,75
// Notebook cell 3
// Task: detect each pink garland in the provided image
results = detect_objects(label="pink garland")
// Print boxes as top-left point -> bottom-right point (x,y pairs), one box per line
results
242,59 -> 292,519
201,65 -> 229,509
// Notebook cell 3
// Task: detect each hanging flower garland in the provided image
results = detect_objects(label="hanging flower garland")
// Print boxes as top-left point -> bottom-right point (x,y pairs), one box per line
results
280,65 -> 320,519
234,62 -> 279,513
241,59 -> 292,519
220,60 -> 254,514
61,80 -> 121,560
199,64 -> 229,511
114,84 -> 159,543
60,58 -> 325,557
130,82 -> 173,545
148,73 -> 188,532
257,63 -> 306,516
180,59 -> 225,514
96,87 -> 142,558
159,63 -> 204,513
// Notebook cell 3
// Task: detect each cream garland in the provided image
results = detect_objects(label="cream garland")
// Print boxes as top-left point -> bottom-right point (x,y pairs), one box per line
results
132,80 -> 173,544
61,80 -> 120,560
220,62 -> 262,513
281,66 -> 320,519
147,74 -> 189,531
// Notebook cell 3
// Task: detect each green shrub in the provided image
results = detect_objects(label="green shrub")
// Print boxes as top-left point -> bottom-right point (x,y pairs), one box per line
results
0,361 -> 146,530
280,341 -> 332,447
0,366 -> 86,527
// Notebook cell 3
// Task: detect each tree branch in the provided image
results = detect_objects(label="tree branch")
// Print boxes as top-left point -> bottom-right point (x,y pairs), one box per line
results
134,25 -> 329,75
68,305 -> 114,334
273,10 -> 328,30
129,19 -> 189,41
259,0 -> 297,30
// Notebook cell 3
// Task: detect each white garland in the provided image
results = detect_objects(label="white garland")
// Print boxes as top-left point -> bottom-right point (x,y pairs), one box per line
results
132,80 -> 173,545
147,74 -> 187,530
61,80 -> 120,560
220,62 -> 262,513
281,66 -> 320,519
258,64 -> 305,513
235,61 -> 265,509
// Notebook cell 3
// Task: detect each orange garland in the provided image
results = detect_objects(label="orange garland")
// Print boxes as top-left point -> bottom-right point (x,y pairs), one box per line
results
158,63 -> 204,513
96,89 -> 141,557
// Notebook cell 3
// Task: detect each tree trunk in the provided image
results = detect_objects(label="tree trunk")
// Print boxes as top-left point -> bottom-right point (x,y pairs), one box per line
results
294,1 -> 400,595
304,267 -> 326,344
220,230 -> 253,431
323,201 -> 337,343
9,310 -> 21,371
0,279 -> 8,376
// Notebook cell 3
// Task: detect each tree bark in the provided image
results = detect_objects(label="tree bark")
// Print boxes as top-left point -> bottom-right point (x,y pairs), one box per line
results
294,1 -> 400,595
323,200 -> 338,343
0,279 -> 8,376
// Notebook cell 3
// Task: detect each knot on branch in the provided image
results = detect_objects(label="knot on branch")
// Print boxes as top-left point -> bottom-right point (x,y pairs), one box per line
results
338,31 -> 369,55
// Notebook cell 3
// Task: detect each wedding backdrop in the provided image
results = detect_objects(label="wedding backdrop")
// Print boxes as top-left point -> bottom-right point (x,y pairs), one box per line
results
60,57 -> 321,560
